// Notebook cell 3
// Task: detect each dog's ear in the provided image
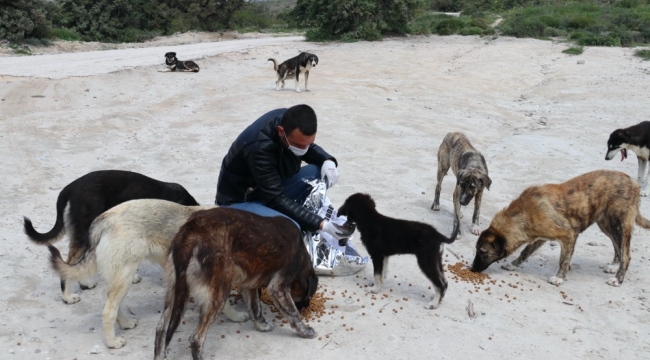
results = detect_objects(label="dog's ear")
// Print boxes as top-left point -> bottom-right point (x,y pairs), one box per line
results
482,174 -> 492,191
456,170 -> 467,186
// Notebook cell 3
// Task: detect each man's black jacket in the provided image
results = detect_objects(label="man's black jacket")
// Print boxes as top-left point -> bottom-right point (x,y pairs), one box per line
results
215,108 -> 336,231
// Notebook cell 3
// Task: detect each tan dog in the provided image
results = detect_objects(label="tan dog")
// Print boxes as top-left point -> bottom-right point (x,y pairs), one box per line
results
47,200 -> 248,349
154,208 -> 318,360
471,170 -> 650,287
431,132 -> 491,237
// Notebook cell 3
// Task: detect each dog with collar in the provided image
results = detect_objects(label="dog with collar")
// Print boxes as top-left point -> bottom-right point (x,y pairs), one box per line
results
161,52 -> 200,72
268,52 -> 319,92
605,121 -> 650,196
431,132 -> 492,237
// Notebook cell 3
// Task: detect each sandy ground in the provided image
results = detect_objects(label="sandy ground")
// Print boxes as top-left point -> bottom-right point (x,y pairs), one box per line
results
1,33 -> 650,360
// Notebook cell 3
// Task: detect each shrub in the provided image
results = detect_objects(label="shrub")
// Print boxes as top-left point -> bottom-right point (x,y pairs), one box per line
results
562,46 -> 583,55
460,26 -> 485,36
635,49 -> 650,60
0,0 -> 58,43
51,27 -> 81,41
435,18 -> 465,35
578,34 -> 621,47
500,17 -> 546,38
293,0 -> 424,41
567,16 -> 596,29
468,18 -> 488,30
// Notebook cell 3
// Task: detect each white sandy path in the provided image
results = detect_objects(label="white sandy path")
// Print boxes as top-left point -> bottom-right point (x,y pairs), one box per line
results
0,36 -> 303,79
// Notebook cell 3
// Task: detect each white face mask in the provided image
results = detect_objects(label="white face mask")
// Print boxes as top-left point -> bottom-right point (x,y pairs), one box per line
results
283,132 -> 308,156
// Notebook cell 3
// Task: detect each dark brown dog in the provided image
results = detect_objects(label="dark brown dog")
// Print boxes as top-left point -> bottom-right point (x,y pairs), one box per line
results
23,170 -> 199,304
337,193 -> 459,309
471,170 -> 650,287
268,52 -> 318,92
162,52 -> 200,72
154,208 -> 318,360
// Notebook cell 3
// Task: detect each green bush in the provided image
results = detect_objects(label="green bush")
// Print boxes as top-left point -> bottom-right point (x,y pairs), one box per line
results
635,49 -> 650,60
51,27 -> 82,41
293,0 -> 424,41
435,18 -> 465,35
0,0 -> 58,43
562,46 -> 583,55
500,17 -> 546,38
567,16 -> 596,29
468,18 -> 488,30
578,34 -> 621,46
460,26 -> 485,36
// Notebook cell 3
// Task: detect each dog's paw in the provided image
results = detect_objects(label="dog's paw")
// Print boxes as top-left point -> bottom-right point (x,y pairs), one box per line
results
370,286 -> 381,294
548,276 -> 564,286
425,301 -> 440,310
295,88 -> 301,93
254,318 -> 275,332
501,263 -> 518,271
641,190 -> 649,197
299,326 -> 317,339
106,336 -> 127,349
131,274 -> 142,284
603,264 -> 619,274
606,277 -> 621,287
471,224 -> 481,235
431,203 -> 440,211
224,306 -> 250,323
63,293 -> 81,304
79,279 -> 97,290
119,318 -> 138,330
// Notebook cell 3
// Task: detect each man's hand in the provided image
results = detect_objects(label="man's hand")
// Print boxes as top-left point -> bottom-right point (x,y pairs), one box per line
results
321,160 -> 339,188
320,220 -> 354,242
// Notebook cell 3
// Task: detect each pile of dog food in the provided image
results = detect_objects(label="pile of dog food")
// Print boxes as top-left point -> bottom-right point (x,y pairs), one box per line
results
445,261 -> 491,285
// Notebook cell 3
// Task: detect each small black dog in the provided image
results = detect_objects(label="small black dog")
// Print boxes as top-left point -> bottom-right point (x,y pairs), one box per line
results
268,52 -> 319,92
337,193 -> 459,309
163,52 -> 199,72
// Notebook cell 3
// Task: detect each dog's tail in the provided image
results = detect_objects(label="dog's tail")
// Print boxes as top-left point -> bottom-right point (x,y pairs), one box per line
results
268,58 -> 278,71
443,221 -> 460,243
23,192 -> 69,244
155,252 -> 187,360
47,243 -> 97,283
636,211 -> 650,229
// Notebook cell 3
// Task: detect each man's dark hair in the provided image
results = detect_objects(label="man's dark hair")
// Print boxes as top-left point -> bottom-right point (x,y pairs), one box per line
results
281,104 -> 317,136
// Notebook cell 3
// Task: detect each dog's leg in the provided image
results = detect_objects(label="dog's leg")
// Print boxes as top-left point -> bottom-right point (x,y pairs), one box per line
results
548,235 -> 577,286
244,289 -> 274,332
431,142 -> 450,211
608,215 -> 633,287
470,189 -> 484,235
452,185 -> 463,239
295,70 -> 301,92
268,283 -> 316,339
102,277 -> 136,348
62,245 -> 85,304
304,71 -> 309,92
638,158 -> 649,196
382,257 -> 388,279
370,256 -> 385,294
222,301 -> 250,322
502,239 -> 546,271
417,248 -> 447,309
190,295 -> 226,360
596,219 -> 621,274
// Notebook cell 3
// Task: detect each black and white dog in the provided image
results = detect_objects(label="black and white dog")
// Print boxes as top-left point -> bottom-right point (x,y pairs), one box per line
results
161,52 -> 200,72
606,121 -> 650,196
268,52 -> 319,92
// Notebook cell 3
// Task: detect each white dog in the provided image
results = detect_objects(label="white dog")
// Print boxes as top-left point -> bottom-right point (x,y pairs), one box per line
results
47,199 -> 249,349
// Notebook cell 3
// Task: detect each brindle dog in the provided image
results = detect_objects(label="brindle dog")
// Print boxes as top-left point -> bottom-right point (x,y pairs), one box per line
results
154,208 -> 318,360
431,132 -> 492,237
471,170 -> 650,287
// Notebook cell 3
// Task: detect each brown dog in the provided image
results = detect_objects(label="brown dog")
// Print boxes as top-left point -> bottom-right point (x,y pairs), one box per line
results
154,208 -> 318,360
471,170 -> 650,287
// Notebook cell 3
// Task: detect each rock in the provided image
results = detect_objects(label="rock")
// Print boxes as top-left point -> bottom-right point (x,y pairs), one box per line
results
577,60 -> 585,65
